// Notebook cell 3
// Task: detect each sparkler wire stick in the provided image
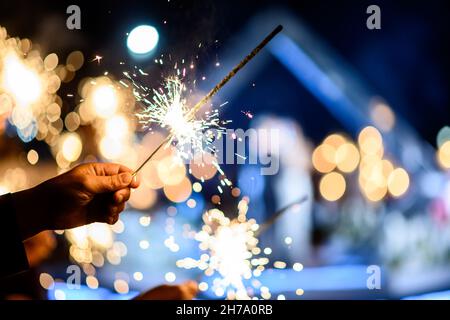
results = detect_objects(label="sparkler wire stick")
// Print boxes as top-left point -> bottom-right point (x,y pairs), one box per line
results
256,195 -> 308,236
186,24 -> 283,118
132,135 -> 172,176
133,25 -> 283,176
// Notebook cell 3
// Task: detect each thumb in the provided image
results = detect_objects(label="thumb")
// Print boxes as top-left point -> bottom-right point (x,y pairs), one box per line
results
88,172 -> 133,193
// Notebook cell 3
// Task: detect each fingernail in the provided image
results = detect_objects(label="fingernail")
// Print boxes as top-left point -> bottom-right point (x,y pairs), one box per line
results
119,173 -> 132,185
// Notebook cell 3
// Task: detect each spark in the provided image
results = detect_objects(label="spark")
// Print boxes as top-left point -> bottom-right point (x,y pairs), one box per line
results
138,69 -> 148,76
241,110 -> 254,119
91,55 -> 103,64
176,196 -> 306,300
177,204 -> 262,299
235,153 -> 247,160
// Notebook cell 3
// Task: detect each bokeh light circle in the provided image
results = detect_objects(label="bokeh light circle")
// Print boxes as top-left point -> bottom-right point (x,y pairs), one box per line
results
387,168 -> 410,197
319,172 -> 346,201
163,177 -> 192,203
127,25 -> 159,54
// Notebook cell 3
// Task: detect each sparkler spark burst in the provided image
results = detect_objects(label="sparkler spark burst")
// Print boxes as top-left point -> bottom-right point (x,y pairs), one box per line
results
131,25 -> 282,176
134,76 -> 227,162
177,200 -> 278,300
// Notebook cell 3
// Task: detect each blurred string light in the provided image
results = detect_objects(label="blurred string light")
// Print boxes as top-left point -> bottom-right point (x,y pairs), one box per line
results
2,53 -> 42,106
114,279 -> 129,294
39,273 -> 55,290
0,26 -> 61,142
62,220 -> 132,293
312,126 -> 410,202
319,172 -> 346,202
312,134 -> 359,174
77,76 -> 137,167
61,221 -> 130,293
177,199 -> 302,300
0,26 -> 87,150
56,132 -> 83,167
27,149 -> 39,165
127,25 -> 159,55
369,99 -> 396,132
0,167 -> 27,195
65,223 -> 115,261
358,126 -> 409,201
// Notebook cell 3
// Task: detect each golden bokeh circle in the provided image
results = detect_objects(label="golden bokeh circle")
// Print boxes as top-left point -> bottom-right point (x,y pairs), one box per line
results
319,172 -> 346,201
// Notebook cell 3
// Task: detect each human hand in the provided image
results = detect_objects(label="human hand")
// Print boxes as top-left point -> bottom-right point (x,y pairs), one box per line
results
134,281 -> 199,300
13,163 -> 140,240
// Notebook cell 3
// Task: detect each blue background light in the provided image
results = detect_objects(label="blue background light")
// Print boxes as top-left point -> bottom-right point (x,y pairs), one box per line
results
127,25 -> 159,54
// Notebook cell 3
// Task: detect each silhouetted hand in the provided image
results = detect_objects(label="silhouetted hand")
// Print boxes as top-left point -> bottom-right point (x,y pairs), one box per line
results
134,281 -> 199,300
12,163 -> 140,240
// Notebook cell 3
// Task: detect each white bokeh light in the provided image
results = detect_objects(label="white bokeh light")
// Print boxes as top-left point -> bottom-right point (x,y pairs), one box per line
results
127,25 -> 159,54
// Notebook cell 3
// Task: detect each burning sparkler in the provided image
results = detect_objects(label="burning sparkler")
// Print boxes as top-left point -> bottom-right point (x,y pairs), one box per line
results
177,195 -> 307,300
133,25 -> 283,176
135,77 -> 226,162
177,200 -> 261,299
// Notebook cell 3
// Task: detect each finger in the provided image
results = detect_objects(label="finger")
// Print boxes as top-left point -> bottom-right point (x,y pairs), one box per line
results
86,172 -> 133,193
91,163 -> 133,177
113,188 -> 131,204
130,175 -> 140,189
110,202 -> 126,215
91,163 -> 139,189
183,281 -> 199,297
